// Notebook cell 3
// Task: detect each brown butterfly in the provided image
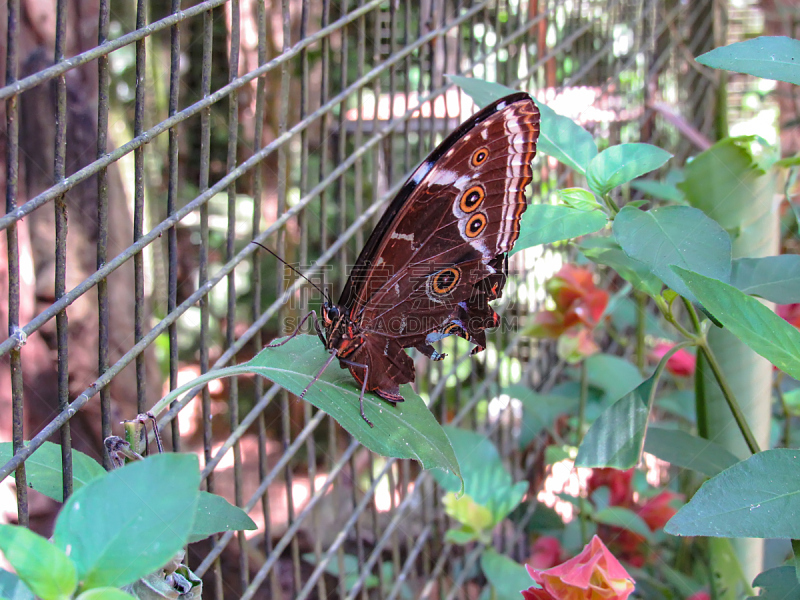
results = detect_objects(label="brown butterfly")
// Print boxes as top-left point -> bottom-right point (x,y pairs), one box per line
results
268,92 -> 540,426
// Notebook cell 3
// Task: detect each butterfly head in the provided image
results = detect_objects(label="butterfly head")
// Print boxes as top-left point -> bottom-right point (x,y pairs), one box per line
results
321,302 -> 362,356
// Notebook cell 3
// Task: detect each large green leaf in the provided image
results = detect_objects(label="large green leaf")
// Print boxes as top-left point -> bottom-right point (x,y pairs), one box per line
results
0,526 -> 76,600
0,442 -> 106,502
644,426 -> 740,477
748,566 -> 800,599
574,377 -> 654,469
613,205 -> 732,303
435,427 -> 525,522
157,335 -> 461,486
731,255 -> 800,304
188,491 -> 257,543
630,179 -> 685,204
587,144 -> 672,196
445,75 -> 598,174
579,237 -> 663,297
505,386 -> 579,447
52,453 -> 200,589
584,353 -> 644,403
0,570 -> 34,600
697,36 -> 800,85
674,268 -> 800,380
480,549 -> 536,599
665,449 -> 800,538
512,205 -> 607,253
678,137 -> 780,240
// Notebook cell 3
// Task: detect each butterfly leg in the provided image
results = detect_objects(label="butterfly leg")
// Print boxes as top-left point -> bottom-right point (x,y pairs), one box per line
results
337,357 -> 376,428
265,310 -> 317,348
299,349 -> 339,399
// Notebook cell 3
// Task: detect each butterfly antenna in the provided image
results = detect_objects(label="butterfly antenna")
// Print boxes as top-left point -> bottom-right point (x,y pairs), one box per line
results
250,241 -> 332,303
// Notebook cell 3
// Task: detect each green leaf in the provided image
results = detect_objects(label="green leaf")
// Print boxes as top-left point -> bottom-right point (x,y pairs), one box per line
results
512,205 -> 607,253
557,187 -> 602,211
449,76 -> 598,175
0,442 -> 106,503
644,426 -> 740,477
593,507 -> 654,541
579,237 -> 663,296
613,205 -> 732,303
666,449 -> 800,538
157,335 -> 462,488
674,268 -> 800,380
435,427 -> 526,522
574,377 -> 653,469
0,526 -> 76,600
75,589 -> 136,600
534,101 -> 598,175
0,570 -> 34,600
678,136 -> 780,240
480,549 -> 536,599
505,386 -> 579,447
697,36 -> 800,85
446,75 -> 519,108
629,179 -> 685,203
748,566 -> 800,599
53,453 -> 200,589
584,353 -> 644,403
587,144 -> 672,196
731,255 -> 800,304
188,491 -> 257,544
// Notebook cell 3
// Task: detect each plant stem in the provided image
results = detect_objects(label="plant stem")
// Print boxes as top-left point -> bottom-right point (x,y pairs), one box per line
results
775,372 -> 790,447
602,193 -> 620,216
577,359 -> 589,546
635,290 -> 647,375
698,342 -> 761,455
682,297 -> 702,334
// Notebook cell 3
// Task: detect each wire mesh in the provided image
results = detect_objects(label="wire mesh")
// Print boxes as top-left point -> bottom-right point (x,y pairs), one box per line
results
1,0 -> 726,597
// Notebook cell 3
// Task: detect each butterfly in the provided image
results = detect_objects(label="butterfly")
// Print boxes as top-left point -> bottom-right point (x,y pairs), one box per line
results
268,92 -> 540,427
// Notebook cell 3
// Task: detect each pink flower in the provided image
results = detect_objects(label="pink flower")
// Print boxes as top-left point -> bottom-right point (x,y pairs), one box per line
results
778,304 -> 800,329
650,342 -> 696,377
523,535 -> 635,600
686,592 -> 710,600
528,536 -> 564,569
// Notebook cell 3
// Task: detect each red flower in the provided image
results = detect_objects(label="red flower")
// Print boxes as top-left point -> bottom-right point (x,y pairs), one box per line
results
587,468 -> 634,508
650,342 -> 696,377
686,592 -> 710,600
637,491 -> 682,532
778,304 -> 800,329
523,535 -> 635,600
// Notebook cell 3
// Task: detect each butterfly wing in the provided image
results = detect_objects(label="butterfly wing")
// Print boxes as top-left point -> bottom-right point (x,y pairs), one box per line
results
337,93 -> 540,399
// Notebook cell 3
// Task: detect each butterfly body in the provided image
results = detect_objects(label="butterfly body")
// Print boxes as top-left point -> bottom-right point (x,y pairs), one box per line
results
310,92 -> 541,425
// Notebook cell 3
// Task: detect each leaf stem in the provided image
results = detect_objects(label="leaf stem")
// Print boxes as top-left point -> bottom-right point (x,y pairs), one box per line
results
602,193 -> 620,216
775,372 -> 791,448
698,341 -> 761,455
577,360 -> 589,547
635,290 -> 647,375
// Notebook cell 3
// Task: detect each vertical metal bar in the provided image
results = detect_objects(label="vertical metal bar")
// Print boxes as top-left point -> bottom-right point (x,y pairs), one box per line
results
223,0 -> 247,590
133,0 -> 147,415
353,2 -> 365,252
251,0 -> 280,596
96,0 -> 112,471
197,5 -> 223,596
318,0 -> 332,253
337,0 -> 350,285
53,0 -> 72,500
5,0 -> 27,527
166,0 -> 181,452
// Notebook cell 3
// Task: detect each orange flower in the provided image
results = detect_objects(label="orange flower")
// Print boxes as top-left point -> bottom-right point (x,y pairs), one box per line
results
529,265 -> 608,362
524,535 -> 635,600
650,342 -> 696,377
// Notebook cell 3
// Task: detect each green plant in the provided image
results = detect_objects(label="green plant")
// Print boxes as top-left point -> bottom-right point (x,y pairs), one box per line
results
0,446 -> 255,598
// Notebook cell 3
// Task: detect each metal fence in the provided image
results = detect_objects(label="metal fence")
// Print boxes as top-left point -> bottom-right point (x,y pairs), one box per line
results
1,0 -> 727,597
